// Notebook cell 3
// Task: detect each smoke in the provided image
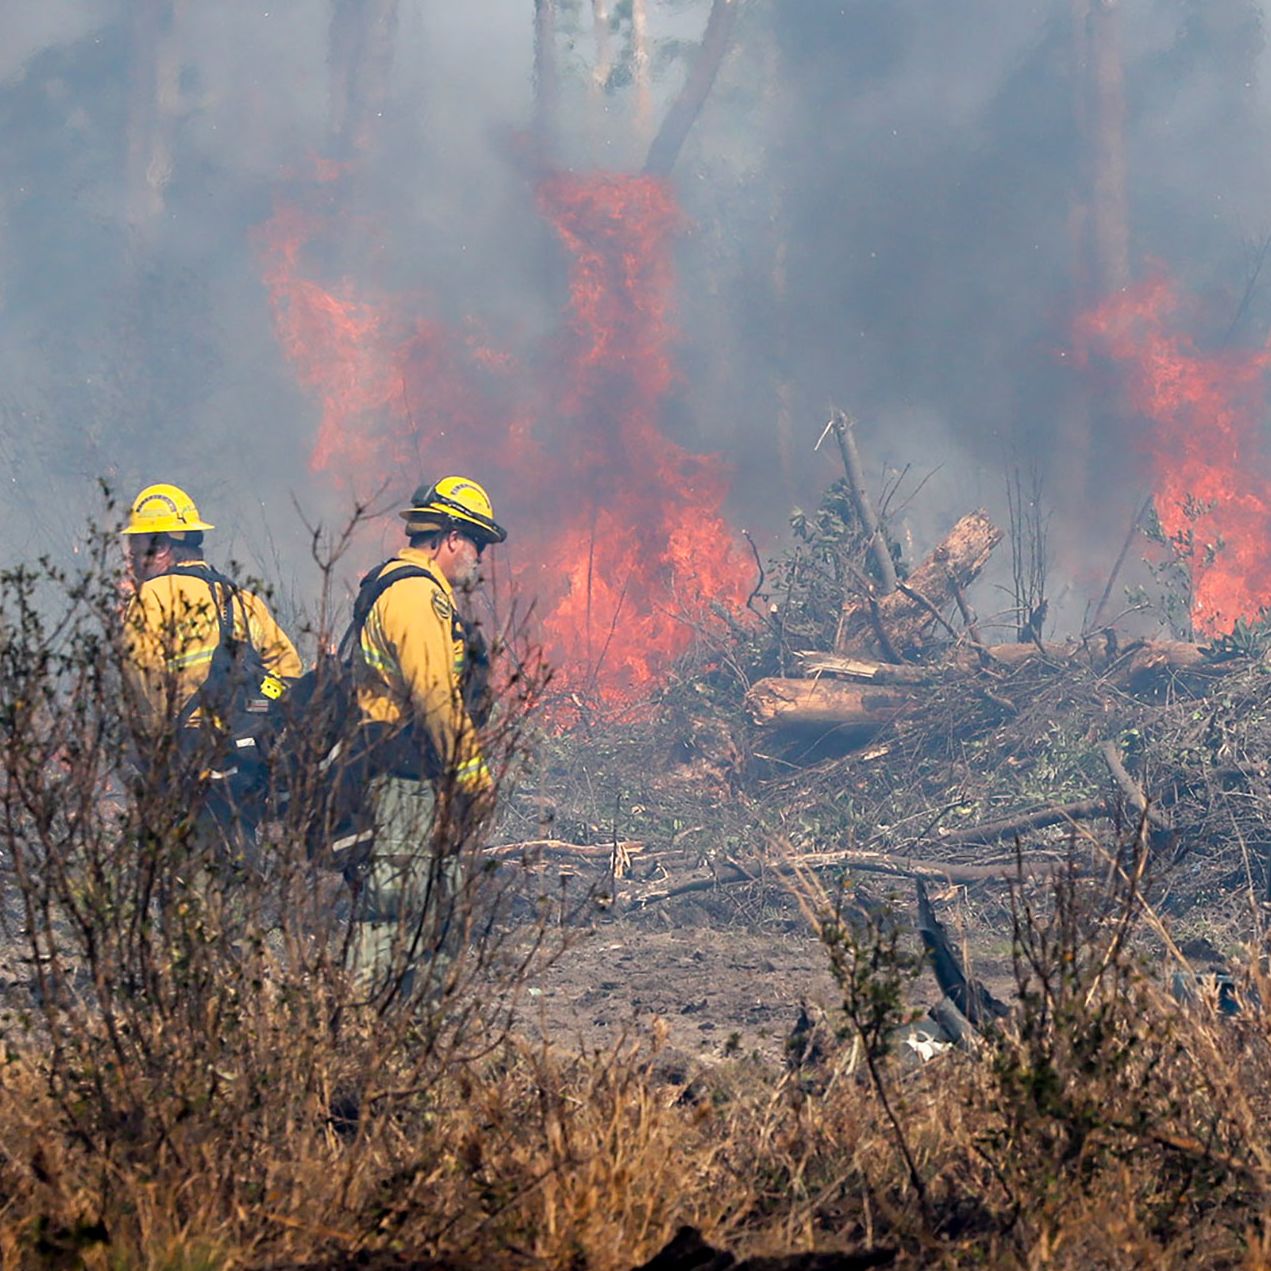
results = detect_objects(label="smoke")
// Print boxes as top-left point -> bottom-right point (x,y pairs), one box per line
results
3,1 -> 1271,646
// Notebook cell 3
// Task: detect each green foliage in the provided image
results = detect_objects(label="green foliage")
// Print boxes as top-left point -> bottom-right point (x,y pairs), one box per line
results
1137,495 -> 1222,641
821,892 -> 923,1067
765,479 -> 898,654
1203,610 -> 1271,660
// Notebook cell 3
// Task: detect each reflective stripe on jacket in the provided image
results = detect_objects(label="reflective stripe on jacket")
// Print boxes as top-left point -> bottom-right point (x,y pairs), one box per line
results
354,547 -> 491,793
123,562 -> 302,724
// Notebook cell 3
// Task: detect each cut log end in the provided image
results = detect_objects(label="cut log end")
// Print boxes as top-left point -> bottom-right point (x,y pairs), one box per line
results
836,509 -> 1003,659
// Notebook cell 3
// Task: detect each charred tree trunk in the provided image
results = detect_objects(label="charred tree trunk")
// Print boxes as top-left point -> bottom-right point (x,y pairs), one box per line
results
591,0 -> 614,148
1087,0 -> 1130,293
631,0 -> 652,148
125,0 -> 179,234
1058,0 -> 1130,593
644,0 -> 739,175
328,0 -> 400,161
834,511 -> 1003,658
534,0 -> 559,162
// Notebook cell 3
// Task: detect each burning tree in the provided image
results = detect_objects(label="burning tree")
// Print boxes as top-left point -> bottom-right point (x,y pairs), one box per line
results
258,0 -> 751,713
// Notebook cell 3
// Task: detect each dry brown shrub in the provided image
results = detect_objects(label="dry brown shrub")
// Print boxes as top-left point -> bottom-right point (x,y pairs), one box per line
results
5,524 -> 1271,1268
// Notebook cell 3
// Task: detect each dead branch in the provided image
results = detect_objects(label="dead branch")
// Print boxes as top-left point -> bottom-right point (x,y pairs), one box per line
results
1098,740 -> 1170,830
828,409 -> 898,596
894,580 -> 960,643
866,595 -> 904,664
742,528 -> 765,616
1088,493 -> 1151,633
931,799 -> 1109,848
630,847 -> 1074,906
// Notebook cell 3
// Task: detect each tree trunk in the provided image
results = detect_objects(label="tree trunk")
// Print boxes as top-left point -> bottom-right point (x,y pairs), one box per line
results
746,679 -> 916,731
125,0 -> 179,234
1056,0 -> 1130,590
591,0 -> 613,141
328,0 -> 400,160
644,0 -> 740,175
631,0 -> 652,148
534,0 -> 559,162
834,511 -> 1003,658
1088,0 -> 1130,292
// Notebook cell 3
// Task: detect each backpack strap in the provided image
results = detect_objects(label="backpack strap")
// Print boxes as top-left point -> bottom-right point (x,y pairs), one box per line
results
154,563 -> 250,729
156,563 -> 245,649
337,561 -> 444,662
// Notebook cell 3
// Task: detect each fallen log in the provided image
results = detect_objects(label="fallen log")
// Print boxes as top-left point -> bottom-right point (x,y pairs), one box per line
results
835,509 -> 1003,658
485,840 -> 644,860
746,678 -> 916,731
1115,638 -> 1207,690
788,636 -> 1211,693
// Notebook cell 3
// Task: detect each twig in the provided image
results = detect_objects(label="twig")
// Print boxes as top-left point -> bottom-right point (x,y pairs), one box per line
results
976,686 -> 1019,717
1088,493 -> 1151,634
948,570 -> 996,668
741,529 -> 765,617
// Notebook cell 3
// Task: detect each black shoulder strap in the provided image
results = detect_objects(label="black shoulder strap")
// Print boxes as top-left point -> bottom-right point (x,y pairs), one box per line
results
155,562 -> 241,647
337,560 -> 444,662
154,564 -> 245,731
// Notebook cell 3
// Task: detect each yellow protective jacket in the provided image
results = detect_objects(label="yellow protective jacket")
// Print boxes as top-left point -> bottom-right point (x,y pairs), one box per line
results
123,562 -> 302,726
354,547 -> 491,793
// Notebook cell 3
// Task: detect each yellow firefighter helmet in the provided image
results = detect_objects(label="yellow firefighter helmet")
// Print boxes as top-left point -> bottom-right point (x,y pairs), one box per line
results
121,483 -> 215,536
400,476 -> 507,545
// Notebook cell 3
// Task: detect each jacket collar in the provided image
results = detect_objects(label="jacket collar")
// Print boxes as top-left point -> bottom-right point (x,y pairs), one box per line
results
395,545 -> 455,601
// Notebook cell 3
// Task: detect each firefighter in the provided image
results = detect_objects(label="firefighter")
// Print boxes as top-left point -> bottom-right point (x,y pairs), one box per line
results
120,482 -> 302,855
347,475 -> 505,1000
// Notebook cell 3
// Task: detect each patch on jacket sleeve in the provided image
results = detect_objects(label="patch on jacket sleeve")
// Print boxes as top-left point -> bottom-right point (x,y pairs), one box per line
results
431,588 -> 453,621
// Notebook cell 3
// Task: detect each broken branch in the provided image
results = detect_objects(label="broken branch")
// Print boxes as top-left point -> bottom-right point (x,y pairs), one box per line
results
828,409 -> 897,596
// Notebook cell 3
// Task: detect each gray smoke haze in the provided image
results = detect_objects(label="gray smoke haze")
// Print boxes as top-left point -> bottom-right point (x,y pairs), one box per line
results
2,1 -> 1270,635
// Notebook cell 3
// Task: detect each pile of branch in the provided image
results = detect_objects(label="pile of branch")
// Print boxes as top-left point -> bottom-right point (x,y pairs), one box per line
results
748,638 -> 1209,733
749,411 -> 1223,750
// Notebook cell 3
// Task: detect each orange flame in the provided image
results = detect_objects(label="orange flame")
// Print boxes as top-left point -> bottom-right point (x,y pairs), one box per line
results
257,171 -> 753,709
1074,274 -> 1271,633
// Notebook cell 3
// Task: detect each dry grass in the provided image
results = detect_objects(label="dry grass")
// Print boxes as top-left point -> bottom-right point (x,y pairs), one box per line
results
7,530 -> 1271,1267
6,865 -> 1271,1268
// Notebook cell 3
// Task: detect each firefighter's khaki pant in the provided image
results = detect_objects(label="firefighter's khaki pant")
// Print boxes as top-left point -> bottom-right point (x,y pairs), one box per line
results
353,774 -> 461,1001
